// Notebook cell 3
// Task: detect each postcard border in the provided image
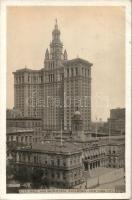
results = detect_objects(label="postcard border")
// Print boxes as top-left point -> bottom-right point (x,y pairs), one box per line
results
0,0 -> 131,199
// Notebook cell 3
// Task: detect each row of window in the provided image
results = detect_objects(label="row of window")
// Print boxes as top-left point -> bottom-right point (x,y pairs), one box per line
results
67,68 -> 90,77
48,74 -> 64,82
7,121 -> 42,127
15,76 -> 43,84
7,135 -> 32,143
83,153 -> 106,160
17,153 -> 80,167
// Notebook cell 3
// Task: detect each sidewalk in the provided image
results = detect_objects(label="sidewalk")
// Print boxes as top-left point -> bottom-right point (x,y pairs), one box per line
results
95,177 -> 125,192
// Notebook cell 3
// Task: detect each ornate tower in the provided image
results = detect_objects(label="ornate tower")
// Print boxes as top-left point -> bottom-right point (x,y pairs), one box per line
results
44,19 -> 66,69
43,20 -> 68,130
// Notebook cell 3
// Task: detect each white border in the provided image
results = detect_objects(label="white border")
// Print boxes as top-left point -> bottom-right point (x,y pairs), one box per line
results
0,0 -> 131,199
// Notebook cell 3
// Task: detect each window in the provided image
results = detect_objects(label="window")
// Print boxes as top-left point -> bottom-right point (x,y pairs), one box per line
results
57,172 -> 60,178
71,68 -> 73,77
22,76 -> 24,83
53,74 -> 54,82
41,76 -> 43,82
25,136 -> 28,142
63,172 -> 66,179
51,160 -> 54,166
45,171 -> 48,176
57,159 -> 60,166
23,154 -> 26,162
51,173 -> 55,178
21,136 -> 23,142
28,154 -> 30,162
34,156 -> 36,163
45,160 -> 47,164
61,74 -> 64,80
67,69 -> 69,77
11,136 -> 13,141
76,68 -> 78,76
82,68 -> 84,76
85,69 -> 87,77
29,136 -> 32,142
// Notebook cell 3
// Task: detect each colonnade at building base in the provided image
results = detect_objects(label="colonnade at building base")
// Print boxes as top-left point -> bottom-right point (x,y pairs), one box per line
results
83,159 -> 108,171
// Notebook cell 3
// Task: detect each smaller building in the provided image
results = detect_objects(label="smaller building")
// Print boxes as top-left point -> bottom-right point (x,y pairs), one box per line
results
7,127 -> 33,145
6,112 -> 43,143
108,108 -> 125,135
6,108 -> 23,118
110,108 -> 125,119
107,135 -> 125,168
101,108 -> 125,136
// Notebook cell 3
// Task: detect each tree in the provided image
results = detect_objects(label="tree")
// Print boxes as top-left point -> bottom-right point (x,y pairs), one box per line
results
13,165 -> 30,184
31,168 -> 44,188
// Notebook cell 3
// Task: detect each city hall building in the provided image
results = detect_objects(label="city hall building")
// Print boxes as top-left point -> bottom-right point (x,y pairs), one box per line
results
13,21 -> 92,131
8,135 -> 125,189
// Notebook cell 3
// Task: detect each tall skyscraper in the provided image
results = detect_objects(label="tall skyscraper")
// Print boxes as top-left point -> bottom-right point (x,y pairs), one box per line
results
13,21 -> 92,131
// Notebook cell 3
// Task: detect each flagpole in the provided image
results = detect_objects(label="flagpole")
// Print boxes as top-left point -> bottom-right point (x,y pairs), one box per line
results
61,120 -> 63,146
109,120 -> 111,143
96,117 -> 98,139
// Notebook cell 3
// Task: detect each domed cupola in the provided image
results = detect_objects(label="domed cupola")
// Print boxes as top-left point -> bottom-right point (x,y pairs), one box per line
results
72,109 -> 83,132
73,110 -> 83,121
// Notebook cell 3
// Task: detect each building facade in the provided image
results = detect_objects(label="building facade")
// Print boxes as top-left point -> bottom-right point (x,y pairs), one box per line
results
102,108 -> 125,135
7,111 -> 43,143
10,142 -> 83,188
8,135 -> 125,189
7,127 -> 33,145
13,21 -> 92,131
107,136 -> 125,168
109,108 -> 125,133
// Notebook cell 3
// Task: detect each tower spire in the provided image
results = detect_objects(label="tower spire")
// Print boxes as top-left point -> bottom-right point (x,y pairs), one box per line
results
54,18 -> 58,30
44,20 -> 68,68
64,49 -> 68,60
50,20 -> 63,60
55,18 -> 57,25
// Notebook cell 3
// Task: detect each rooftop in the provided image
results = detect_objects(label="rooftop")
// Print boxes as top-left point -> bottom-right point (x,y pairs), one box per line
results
7,117 -> 42,120
13,67 -> 43,74
17,141 -> 82,155
64,58 -> 93,67
7,127 -> 34,135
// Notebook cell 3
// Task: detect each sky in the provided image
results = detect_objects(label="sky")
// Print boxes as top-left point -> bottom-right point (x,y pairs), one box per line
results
7,6 -> 125,121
